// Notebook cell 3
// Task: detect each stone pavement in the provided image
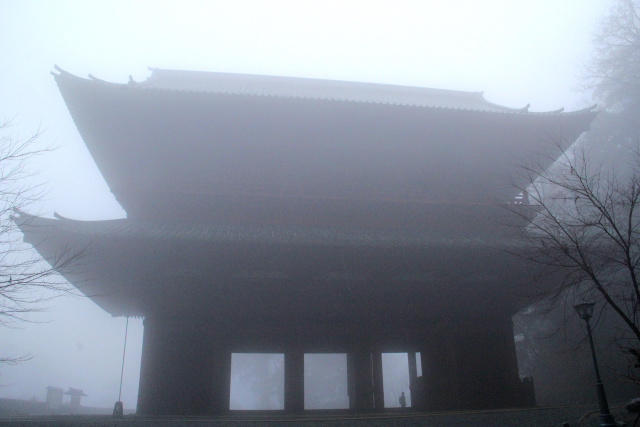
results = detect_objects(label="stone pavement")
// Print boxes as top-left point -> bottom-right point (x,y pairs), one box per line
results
0,405 -> 635,427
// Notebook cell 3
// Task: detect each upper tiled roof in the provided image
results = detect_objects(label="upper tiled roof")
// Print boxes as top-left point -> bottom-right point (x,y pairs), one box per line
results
135,68 -> 515,112
54,66 -> 595,115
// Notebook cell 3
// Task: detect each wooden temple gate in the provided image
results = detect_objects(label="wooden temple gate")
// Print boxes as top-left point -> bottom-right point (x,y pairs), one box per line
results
16,67 -> 595,414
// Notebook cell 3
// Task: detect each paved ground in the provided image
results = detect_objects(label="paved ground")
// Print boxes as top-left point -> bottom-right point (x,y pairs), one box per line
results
0,405 -> 636,427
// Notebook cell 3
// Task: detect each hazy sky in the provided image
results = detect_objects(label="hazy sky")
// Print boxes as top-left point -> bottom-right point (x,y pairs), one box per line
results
0,0 -> 612,410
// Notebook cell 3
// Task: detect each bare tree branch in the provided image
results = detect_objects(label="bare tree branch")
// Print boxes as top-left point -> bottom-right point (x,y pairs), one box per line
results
0,119 -> 82,365
505,132 -> 640,383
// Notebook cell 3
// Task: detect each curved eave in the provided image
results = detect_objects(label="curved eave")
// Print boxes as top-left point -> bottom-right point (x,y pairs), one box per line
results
15,210 -> 518,250
53,66 -> 598,117
51,66 -> 598,221
14,211 -> 542,319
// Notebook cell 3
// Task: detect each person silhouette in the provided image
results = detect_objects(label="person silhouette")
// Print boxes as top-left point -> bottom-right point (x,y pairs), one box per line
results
399,391 -> 407,408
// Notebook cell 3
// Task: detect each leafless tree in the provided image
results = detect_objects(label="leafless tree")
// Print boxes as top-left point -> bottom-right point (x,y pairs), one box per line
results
506,0 -> 640,385
507,137 -> 640,381
585,0 -> 640,103
0,119 -> 78,364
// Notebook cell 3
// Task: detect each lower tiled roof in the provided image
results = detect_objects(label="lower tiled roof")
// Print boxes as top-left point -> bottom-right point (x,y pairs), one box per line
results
15,211 -> 515,249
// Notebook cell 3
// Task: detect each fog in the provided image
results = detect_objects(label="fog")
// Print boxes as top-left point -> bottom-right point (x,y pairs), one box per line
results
0,0 -> 611,411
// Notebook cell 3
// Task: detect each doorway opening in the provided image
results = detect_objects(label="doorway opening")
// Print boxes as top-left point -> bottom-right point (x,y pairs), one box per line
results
230,353 -> 284,410
304,353 -> 349,409
382,353 -> 413,408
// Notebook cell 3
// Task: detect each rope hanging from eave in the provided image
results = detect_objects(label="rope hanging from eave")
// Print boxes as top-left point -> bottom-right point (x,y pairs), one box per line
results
118,317 -> 129,402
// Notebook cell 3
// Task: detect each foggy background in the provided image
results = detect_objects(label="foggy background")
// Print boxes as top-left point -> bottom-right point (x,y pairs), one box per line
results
0,0 -> 611,410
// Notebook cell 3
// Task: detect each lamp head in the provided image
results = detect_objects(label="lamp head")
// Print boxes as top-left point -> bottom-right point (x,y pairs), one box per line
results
574,302 -> 595,321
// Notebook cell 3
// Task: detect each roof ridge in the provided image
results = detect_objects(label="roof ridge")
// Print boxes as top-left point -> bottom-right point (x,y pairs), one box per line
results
143,68 -> 486,98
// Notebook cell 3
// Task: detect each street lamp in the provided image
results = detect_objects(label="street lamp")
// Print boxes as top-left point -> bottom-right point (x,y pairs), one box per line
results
573,302 -> 617,427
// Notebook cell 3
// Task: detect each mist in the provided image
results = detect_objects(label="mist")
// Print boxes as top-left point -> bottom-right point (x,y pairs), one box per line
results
0,0 -> 612,411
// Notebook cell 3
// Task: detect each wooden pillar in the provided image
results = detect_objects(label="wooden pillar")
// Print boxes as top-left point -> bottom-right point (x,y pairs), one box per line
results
372,352 -> 384,412
284,351 -> 305,413
347,352 -> 374,412
347,352 -> 356,410
407,352 -> 417,408
452,314 -> 524,409
136,316 -> 157,415
421,332 -> 462,412
136,313 -> 230,415
210,351 -> 231,414
420,314 -> 523,411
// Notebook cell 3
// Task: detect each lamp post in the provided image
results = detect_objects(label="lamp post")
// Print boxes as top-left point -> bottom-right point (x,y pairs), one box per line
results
574,302 -> 617,427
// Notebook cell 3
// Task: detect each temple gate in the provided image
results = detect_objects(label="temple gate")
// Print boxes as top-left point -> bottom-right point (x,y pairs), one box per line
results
16,67 -> 597,414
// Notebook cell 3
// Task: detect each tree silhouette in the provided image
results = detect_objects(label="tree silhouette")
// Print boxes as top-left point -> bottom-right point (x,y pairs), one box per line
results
0,119 -> 79,364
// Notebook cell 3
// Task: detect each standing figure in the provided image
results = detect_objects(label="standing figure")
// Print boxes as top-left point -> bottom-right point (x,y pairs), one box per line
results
399,391 -> 407,408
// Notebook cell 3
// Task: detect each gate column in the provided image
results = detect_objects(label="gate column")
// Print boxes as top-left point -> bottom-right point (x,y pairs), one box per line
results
420,313 -> 523,411
284,351 -> 305,413
420,332 -> 462,412
210,350 -> 231,414
347,352 -> 374,412
407,352 -> 418,408
372,352 -> 384,411
137,314 -> 230,415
